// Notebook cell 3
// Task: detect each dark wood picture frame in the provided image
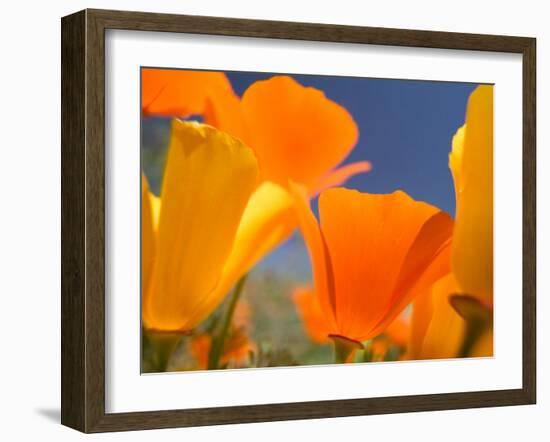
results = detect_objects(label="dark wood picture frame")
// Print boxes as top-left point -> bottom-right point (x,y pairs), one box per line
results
61,8 -> 536,433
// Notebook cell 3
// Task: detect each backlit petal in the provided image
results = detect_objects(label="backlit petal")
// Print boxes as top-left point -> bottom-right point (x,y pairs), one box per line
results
384,314 -> 410,348
407,285 -> 433,358
408,273 -> 465,360
293,286 -> 333,343
449,125 -> 465,202
204,89 -> 247,141
312,161 -> 372,195
141,174 -> 156,301
149,192 -> 161,230
288,182 -> 337,327
142,69 -> 235,117
191,181 -> 297,323
143,121 -> 258,332
240,76 -> 359,189
318,189 -> 449,341
451,85 -> 494,305
370,212 -> 454,335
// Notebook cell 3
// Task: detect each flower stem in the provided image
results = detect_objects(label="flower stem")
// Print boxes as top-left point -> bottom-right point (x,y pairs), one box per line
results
459,317 -> 491,358
330,334 -> 364,364
145,331 -> 182,372
450,294 -> 493,358
208,274 -> 248,370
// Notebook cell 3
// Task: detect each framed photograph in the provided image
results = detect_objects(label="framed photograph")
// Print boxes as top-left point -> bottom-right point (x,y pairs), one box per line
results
61,9 -> 536,433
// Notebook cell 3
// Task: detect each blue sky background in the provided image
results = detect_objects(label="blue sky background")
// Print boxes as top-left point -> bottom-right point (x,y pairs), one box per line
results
227,72 -> 478,216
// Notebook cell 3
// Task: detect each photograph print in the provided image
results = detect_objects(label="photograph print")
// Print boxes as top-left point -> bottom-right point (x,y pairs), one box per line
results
140,68 -> 493,373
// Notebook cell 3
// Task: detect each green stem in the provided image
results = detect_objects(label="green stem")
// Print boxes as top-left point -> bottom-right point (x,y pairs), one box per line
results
145,331 -> 182,372
208,274 -> 248,370
450,295 -> 493,358
459,318 -> 491,358
330,334 -> 363,364
362,340 -> 374,363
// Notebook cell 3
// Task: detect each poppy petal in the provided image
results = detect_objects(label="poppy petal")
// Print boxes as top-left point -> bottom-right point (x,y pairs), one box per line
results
142,69 -> 235,117
408,273 -> 466,360
370,211 -> 454,335
241,76 -> 359,189
288,181 -> 337,327
318,189 -> 442,341
203,90 -> 247,141
143,120 -> 258,332
293,286 -> 333,343
449,125 -> 465,201
149,192 -> 161,230
141,174 -> 156,302
384,314 -> 410,348
407,284 -> 434,358
451,85 -> 493,305
312,161 -> 372,195
191,181 -> 297,323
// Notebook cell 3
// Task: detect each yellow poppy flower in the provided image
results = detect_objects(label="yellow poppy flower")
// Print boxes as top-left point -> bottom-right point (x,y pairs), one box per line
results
450,85 -> 493,307
406,273 -> 466,360
142,120 -> 259,332
141,174 -> 156,299
404,85 -> 494,361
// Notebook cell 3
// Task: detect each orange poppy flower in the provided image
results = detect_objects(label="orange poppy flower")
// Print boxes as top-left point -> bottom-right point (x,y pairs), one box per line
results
384,314 -> 410,349
290,185 -> 454,345
292,286 -> 332,344
449,85 -> 493,307
293,286 -> 410,350
207,75 -> 369,191
142,69 -> 235,117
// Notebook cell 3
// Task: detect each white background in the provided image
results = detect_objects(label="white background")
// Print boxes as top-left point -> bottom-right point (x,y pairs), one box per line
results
0,0 -> 546,440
